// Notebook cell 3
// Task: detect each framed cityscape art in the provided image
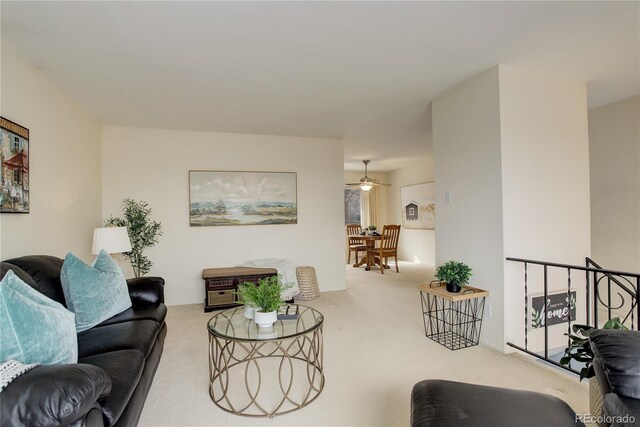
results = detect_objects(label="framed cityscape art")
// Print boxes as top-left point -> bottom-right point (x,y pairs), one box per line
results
0,117 -> 29,213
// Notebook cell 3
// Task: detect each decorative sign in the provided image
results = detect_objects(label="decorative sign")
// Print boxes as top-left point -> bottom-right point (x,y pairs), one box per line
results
531,291 -> 576,329
1,117 -> 30,213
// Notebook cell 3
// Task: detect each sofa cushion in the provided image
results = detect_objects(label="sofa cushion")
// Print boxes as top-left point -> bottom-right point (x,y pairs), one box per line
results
411,380 -> 584,427
61,251 -> 132,332
77,320 -> 160,359
2,256 -> 66,306
97,304 -> 167,328
0,363 -> 111,427
0,270 -> 77,365
590,329 -> 640,400
78,350 -> 145,427
0,262 -> 38,289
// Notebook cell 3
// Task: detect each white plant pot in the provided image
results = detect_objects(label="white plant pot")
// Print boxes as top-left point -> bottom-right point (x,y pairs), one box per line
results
253,310 -> 277,328
257,327 -> 277,339
243,305 -> 255,319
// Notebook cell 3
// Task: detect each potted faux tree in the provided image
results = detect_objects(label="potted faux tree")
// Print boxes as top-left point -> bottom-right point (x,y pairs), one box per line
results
560,317 -> 628,418
105,198 -> 163,278
237,276 -> 290,328
435,260 -> 472,293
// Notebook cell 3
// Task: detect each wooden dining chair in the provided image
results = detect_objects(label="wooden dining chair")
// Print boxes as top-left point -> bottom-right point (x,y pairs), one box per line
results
367,225 -> 401,274
346,224 -> 366,264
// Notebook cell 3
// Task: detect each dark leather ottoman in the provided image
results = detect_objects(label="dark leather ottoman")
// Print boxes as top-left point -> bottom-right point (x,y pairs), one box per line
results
411,379 -> 585,427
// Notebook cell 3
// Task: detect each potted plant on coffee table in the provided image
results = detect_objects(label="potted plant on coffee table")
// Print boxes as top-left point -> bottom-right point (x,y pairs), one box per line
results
237,276 -> 291,328
435,260 -> 472,293
560,317 -> 628,418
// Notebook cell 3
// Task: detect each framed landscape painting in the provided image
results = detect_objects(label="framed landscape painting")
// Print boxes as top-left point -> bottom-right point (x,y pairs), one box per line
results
400,182 -> 435,230
189,170 -> 297,226
0,117 -> 29,213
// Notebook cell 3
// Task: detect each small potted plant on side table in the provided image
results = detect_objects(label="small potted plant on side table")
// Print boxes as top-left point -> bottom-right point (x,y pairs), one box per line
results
237,276 -> 291,328
435,260 -> 472,293
560,317 -> 628,418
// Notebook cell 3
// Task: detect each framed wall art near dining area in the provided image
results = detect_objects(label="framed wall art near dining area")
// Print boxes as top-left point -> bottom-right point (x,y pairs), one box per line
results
0,117 -> 30,213
400,182 -> 435,230
189,170 -> 297,226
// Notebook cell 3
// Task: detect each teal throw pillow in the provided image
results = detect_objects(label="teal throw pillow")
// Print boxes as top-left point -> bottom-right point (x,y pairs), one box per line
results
0,270 -> 78,365
61,250 -> 132,332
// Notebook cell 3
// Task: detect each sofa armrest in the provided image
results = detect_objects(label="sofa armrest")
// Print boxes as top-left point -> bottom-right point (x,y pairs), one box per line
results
1,364 -> 111,427
603,394 -> 640,426
126,276 -> 165,307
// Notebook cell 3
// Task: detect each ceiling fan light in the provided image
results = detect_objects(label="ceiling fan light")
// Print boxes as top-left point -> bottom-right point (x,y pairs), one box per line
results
360,183 -> 373,191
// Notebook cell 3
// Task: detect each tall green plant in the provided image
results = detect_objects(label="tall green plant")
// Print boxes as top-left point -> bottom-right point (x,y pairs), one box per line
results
106,198 -> 163,278
560,317 -> 628,380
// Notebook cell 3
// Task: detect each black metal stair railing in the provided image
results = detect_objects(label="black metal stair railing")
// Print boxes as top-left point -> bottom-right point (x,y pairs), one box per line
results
506,257 -> 639,375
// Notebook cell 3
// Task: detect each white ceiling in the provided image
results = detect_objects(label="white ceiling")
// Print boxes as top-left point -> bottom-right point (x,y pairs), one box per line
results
2,1 -> 638,172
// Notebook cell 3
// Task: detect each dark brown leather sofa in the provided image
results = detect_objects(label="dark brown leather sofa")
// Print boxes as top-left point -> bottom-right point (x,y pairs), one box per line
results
0,255 -> 167,427
591,329 -> 640,427
411,379 -> 584,426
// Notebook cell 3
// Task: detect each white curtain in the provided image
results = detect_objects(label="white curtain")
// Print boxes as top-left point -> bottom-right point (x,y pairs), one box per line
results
361,181 -> 387,229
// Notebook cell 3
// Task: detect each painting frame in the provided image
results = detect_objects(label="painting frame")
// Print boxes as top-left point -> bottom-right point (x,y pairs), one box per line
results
189,170 -> 298,227
400,182 -> 435,230
1,117 -> 30,214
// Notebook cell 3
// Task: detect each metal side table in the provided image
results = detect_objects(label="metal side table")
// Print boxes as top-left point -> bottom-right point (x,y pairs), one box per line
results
419,283 -> 488,350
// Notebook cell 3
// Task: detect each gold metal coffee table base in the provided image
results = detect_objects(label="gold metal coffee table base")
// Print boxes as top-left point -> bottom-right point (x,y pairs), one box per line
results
208,326 -> 324,418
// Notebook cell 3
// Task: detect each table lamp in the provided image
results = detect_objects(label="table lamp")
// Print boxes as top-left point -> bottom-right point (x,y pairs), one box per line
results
92,227 -> 132,255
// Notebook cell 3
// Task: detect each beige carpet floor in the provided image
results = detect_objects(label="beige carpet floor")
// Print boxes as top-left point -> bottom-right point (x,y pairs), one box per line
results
139,261 -> 589,426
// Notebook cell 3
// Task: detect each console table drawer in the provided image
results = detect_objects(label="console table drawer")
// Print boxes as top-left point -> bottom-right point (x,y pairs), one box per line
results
202,267 -> 278,313
207,287 -> 237,307
206,278 -> 235,289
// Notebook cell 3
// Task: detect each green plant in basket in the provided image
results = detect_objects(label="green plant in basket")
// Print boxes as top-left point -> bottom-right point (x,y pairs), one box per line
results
435,260 -> 472,293
236,276 -> 291,313
560,317 -> 627,381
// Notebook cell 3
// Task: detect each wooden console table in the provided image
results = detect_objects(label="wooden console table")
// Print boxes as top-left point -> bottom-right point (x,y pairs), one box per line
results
202,267 -> 277,312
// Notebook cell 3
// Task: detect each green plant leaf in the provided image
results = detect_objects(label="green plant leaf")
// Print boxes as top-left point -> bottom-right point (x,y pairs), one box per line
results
435,260 -> 472,286
106,198 -> 163,277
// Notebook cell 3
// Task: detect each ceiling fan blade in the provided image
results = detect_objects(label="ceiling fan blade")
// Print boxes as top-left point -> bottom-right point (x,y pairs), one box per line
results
345,183 -> 361,186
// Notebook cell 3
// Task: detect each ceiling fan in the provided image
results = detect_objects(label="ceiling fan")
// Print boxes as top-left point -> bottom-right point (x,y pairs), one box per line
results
345,160 -> 391,192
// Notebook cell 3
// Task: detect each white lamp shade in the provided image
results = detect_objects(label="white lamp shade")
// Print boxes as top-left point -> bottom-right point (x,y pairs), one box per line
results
360,183 -> 373,191
92,227 -> 132,255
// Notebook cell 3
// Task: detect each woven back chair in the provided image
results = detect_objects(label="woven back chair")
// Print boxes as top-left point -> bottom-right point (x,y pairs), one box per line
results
346,224 -> 366,264
367,224 -> 401,274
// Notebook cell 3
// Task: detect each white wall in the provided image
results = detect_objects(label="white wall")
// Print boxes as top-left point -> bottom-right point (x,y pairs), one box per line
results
589,96 -> 640,273
433,67 -> 505,350
388,156 -> 435,265
499,66 -> 591,352
0,42 -> 102,261
102,126 -> 345,306
433,66 -> 590,352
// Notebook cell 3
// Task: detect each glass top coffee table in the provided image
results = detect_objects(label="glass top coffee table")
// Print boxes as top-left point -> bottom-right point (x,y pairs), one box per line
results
207,305 -> 324,417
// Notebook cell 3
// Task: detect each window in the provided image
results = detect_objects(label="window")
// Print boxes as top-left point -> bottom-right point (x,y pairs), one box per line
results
344,188 -> 361,225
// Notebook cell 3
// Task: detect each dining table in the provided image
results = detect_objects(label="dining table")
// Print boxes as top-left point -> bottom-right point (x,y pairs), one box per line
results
348,234 -> 389,271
